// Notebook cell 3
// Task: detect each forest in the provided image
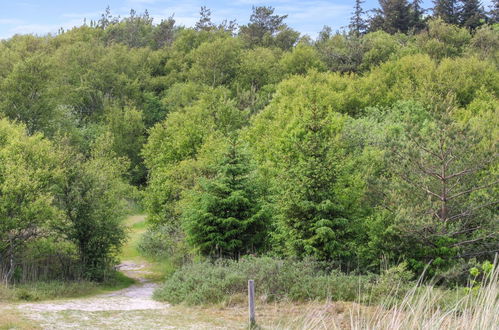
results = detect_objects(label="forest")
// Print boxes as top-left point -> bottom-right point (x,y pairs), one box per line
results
0,0 -> 498,327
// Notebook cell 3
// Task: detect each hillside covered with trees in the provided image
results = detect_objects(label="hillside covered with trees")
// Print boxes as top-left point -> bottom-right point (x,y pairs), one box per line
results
0,0 -> 497,296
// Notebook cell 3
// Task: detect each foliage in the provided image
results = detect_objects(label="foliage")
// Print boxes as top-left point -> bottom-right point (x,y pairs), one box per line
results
239,6 -> 299,50
154,257 -> 374,305
0,120 -> 61,283
182,138 -> 268,258
0,4 -> 497,288
297,260 -> 499,329
56,136 -> 129,281
0,55 -> 56,135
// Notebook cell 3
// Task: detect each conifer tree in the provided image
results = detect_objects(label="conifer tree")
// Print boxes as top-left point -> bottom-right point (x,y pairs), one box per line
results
350,0 -> 368,35
411,0 -> 427,31
370,0 -> 412,34
433,0 -> 460,24
274,98 -> 359,264
182,138 -> 268,259
489,0 -> 499,23
460,0 -> 485,29
239,6 -> 299,50
195,6 -> 214,31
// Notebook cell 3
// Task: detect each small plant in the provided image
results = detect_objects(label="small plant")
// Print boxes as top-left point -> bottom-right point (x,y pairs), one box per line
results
467,260 -> 494,293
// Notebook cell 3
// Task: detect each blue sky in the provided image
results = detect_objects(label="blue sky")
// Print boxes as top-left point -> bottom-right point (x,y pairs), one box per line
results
0,0 -> 494,40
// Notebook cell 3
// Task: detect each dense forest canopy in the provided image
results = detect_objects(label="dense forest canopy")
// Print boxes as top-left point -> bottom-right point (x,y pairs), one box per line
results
0,0 -> 497,284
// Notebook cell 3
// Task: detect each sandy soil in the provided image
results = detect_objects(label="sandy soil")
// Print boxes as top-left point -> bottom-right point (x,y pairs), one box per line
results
17,262 -> 173,329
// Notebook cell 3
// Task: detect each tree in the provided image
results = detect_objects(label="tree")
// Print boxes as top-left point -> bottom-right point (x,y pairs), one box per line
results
239,6 -> 299,50
350,0 -> 368,35
279,43 -> 325,76
375,101 -> 498,273
235,47 -> 281,92
104,104 -> 147,185
273,102 -> 359,263
195,6 -> 214,31
0,55 -> 55,135
98,6 -> 119,29
489,0 -> 499,23
152,16 -> 176,49
103,9 -> 154,48
143,88 -> 246,228
56,135 -> 129,280
182,138 -> 268,258
433,0 -> 460,25
460,0 -> 486,30
415,19 -> 471,59
410,0 -> 427,31
370,0 -> 412,34
246,73 -> 368,265
315,31 -> 364,73
0,120 -> 61,283
189,37 -> 242,86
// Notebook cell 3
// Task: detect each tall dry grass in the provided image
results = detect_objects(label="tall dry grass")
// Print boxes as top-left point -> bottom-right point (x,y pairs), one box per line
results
284,262 -> 498,330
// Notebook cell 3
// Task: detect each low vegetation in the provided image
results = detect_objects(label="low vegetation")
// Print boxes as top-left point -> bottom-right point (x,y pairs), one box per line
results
154,256 -> 488,307
0,272 -> 134,302
155,257 -> 498,329
295,262 -> 499,329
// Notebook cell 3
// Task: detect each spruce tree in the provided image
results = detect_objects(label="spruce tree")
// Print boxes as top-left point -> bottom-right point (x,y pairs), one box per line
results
489,0 -> 499,23
433,0 -> 460,25
460,0 -> 485,29
195,6 -> 214,31
410,0 -> 427,31
349,0 -> 368,35
370,0 -> 412,34
275,99 -> 359,264
182,138 -> 268,259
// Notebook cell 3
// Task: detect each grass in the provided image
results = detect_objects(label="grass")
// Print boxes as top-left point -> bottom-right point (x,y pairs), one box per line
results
120,214 -> 177,282
279,263 -> 499,329
0,271 -> 135,303
121,215 -> 149,262
0,305 -> 38,330
0,214 -> 144,304
153,256 -> 498,329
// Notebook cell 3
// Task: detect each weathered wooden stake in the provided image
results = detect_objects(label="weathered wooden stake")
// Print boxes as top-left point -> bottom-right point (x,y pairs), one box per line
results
248,279 -> 256,327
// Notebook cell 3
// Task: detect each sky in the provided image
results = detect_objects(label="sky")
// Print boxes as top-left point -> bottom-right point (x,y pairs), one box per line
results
0,0 -> 494,40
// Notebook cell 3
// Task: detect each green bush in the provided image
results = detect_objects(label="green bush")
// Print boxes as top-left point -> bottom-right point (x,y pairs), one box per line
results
154,257 -> 387,305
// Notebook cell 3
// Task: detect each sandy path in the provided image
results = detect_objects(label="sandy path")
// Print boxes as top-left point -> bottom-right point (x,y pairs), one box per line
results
17,262 -> 172,329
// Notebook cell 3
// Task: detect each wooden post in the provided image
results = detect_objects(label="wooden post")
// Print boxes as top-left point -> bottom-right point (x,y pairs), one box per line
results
248,279 -> 256,327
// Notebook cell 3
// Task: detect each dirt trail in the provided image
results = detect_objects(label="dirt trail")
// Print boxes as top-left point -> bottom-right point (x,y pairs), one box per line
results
11,215 -> 250,329
17,262 -> 172,329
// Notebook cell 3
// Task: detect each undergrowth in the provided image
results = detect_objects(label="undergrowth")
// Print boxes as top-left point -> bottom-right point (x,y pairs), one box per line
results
153,257 -> 416,305
0,271 -> 134,302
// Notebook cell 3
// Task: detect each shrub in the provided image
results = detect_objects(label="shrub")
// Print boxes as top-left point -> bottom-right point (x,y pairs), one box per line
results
154,257 -> 379,305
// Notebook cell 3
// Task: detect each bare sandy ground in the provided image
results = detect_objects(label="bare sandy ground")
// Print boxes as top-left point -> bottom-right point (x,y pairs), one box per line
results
16,262 -> 174,329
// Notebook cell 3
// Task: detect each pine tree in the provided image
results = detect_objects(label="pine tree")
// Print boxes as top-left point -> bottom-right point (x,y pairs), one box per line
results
410,0 -> 427,31
182,138 -> 268,259
489,0 -> 499,23
195,6 -> 214,31
238,6 -> 298,49
460,0 -> 485,29
349,0 -> 368,35
433,0 -> 460,25
370,0 -> 412,34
